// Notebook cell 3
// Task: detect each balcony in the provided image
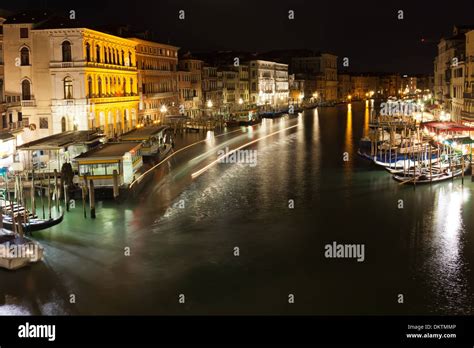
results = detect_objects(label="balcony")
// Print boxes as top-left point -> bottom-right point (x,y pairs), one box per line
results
50,61 -> 137,71
21,99 -> 36,107
84,61 -> 136,71
461,110 -> 474,121
145,92 -> 177,99
49,61 -> 80,68
87,94 -> 139,104
8,121 -> 28,131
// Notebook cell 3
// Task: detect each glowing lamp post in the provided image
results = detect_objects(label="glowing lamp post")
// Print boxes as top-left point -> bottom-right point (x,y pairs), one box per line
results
298,93 -> 304,107
160,104 -> 167,124
206,100 -> 213,119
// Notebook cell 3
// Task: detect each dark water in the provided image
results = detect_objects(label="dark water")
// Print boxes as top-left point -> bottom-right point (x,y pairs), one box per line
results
2,101 -> 474,315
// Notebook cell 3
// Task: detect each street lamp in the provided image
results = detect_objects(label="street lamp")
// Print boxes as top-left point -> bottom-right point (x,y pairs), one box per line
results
312,92 -> 318,104
206,100 -> 213,120
160,104 -> 167,124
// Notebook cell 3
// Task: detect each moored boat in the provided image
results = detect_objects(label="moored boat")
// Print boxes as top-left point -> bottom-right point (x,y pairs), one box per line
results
393,162 -> 470,184
2,211 -> 64,233
0,229 -> 44,270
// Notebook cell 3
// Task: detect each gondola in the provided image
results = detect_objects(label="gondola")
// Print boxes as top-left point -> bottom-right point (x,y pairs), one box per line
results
2,210 -> 64,233
392,164 -> 469,184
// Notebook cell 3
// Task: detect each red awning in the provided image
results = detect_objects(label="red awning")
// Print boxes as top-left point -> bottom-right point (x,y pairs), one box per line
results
421,121 -> 474,133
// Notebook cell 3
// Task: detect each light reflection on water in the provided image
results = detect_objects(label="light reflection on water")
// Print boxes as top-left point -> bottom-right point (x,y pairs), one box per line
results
1,102 -> 474,315
428,185 -> 471,313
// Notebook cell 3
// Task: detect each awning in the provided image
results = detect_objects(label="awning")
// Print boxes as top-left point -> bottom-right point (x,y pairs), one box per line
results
422,121 -> 474,133
444,137 -> 474,145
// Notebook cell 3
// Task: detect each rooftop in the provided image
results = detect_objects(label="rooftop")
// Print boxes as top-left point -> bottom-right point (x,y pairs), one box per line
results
74,142 -> 142,160
0,132 -> 15,142
3,11 -> 87,28
17,130 -> 105,150
120,125 -> 168,141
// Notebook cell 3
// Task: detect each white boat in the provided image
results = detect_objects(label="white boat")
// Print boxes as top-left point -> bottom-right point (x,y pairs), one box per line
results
0,229 -> 44,270
374,155 -> 440,169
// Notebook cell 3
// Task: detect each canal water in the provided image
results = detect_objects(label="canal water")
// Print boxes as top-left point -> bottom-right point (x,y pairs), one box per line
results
1,101 -> 474,315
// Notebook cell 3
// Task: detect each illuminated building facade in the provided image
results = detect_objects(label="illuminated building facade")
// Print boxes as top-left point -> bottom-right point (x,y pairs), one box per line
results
462,30 -> 474,122
3,13 -> 139,143
350,74 -> 379,99
292,53 -> 337,102
178,56 -> 203,117
133,38 -> 179,124
218,66 -> 238,106
337,73 -> 351,101
249,60 -> 289,107
289,74 -> 305,104
202,65 -> 222,114
434,25 -> 472,116
379,74 -> 401,97
237,64 -> 250,106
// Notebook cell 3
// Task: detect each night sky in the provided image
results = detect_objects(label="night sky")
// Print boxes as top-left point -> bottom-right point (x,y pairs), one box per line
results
3,0 -> 474,74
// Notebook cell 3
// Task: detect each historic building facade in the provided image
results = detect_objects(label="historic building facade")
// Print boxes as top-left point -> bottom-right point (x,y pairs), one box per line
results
178,56 -> 202,117
434,26 -> 471,116
133,38 -> 179,124
249,60 -> 289,107
202,65 -> 222,114
291,53 -> 337,102
3,14 -> 139,142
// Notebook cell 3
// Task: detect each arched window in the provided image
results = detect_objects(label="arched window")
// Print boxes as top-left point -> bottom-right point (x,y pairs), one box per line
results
121,50 -> 124,66
130,78 -> 133,94
104,47 -> 108,64
61,117 -> 67,132
114,49 -> 117,64
62,41 -> 72,62
64,77 -> 73,99
20,47 -> 29,66
85,43 -> 91,62
96,45 -> 101,63
21,80 -> 31,100
98,77 -> 102,97
108,48 -> 112,64
128,51 -> 132,66
87,76 -> 93,97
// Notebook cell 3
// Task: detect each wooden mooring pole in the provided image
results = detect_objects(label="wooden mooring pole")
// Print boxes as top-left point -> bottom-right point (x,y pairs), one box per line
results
89,179 -> 96,219
113,170 -> 119,201
54,169 -> 59,212
82,176 -> 88,218
30,171 -> 36,216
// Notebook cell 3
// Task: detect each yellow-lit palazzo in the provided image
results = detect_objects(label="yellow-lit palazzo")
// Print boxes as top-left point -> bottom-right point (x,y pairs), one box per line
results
82,29 -> 139,138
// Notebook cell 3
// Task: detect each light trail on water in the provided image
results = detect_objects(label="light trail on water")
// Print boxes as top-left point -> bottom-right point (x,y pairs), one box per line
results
191,124 -> 299,179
